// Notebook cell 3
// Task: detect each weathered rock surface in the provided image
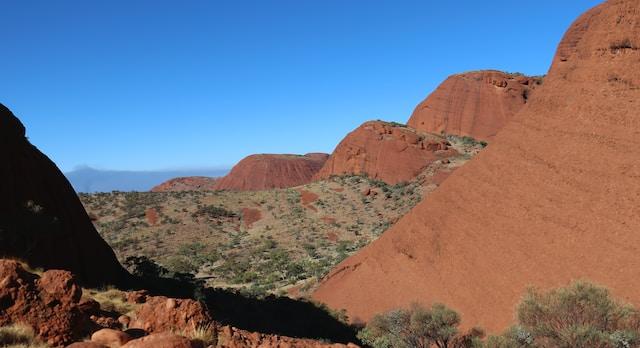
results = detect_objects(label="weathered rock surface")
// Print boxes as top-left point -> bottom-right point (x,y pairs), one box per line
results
120,333 -> 197,348
214,153 -> 329,191
129,296 -> 213,335
90,328 -> 132,347
314,0 -> 640,333
217,325 -> 360,348
314,121 -> 457,185
151,176 -> 220,192
0,260 -> 88,346
0,104 -> 130,286
408,70 -> 542,141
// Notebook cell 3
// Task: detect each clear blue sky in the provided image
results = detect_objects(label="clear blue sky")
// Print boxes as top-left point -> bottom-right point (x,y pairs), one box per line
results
1,0 -> 602,172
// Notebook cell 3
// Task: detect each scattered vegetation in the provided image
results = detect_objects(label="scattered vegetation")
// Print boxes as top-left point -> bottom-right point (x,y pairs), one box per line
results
80,138 -> 481,297
360,282 -> 640,348
358,303 -> 484,348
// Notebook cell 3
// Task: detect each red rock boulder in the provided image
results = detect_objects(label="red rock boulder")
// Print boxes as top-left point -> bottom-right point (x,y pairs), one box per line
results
0,260 -> 88,346
128,296 -> 213,335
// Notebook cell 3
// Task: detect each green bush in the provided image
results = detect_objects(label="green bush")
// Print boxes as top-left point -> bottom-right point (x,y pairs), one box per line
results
357,303 -> 483,348
488,281 -> 640,348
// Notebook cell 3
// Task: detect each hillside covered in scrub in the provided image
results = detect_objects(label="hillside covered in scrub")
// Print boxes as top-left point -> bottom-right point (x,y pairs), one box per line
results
79,135 -> 482,297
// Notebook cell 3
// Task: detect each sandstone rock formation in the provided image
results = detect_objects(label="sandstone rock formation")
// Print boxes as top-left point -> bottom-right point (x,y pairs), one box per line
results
150,176 -> 219,192
214,153 -> 329,191
314,121 -> 457,185
0,104 -> 130,286
408,70 -> 542,141
314,0 -> 640,333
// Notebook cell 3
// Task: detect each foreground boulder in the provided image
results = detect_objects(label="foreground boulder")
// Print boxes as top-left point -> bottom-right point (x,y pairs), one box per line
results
314,0 -> 640,333
408,70 -> 542,141
0,260 -> 88,346
214,153 -> 329,191
129,296 -> 213,334
0,104 -> 130,287
314,121 -> 456,185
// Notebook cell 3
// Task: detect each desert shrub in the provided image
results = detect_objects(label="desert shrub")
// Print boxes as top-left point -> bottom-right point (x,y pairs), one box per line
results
488,281 -> 640,348
192,205 -> 236,219
0,323 -> 47,348
164,256 -> 199,274
357,303 -> 483,348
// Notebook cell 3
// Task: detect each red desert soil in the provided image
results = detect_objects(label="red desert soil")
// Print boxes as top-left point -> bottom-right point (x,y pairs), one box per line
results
408,70 -> 542,141
151,176 -> 220,192
314,121 -> 457,185
213,153 -> 329,191
313,0 -> 640,333
0,104 -> 129,287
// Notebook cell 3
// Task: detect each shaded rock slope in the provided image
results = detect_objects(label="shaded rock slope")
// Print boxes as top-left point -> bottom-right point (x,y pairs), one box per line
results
0,104 -> 130,287
314,0 -> 640,333
314,121 -> 457,185
214,153 -> 329,191
408,70 -> 542,141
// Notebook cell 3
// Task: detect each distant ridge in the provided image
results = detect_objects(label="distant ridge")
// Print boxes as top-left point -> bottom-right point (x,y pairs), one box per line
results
64,166 -> 228,193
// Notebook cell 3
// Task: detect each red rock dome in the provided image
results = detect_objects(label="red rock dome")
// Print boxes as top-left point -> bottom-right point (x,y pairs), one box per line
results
313,0 -> 640,333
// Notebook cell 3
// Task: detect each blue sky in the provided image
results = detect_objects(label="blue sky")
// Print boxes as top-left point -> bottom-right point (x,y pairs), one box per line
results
1,0 -> 602,172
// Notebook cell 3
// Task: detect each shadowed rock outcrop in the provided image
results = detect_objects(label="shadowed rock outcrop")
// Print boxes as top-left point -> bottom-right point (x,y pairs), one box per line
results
314,121 -> 456,185
214,153 -> 329,191
0,104 -> 130,287
314,0 -> 640,333
408,70 -> 542,141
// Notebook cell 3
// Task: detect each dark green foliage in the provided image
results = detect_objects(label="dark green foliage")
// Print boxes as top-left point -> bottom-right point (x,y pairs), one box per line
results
358,303 -> 483,348
487,282 -> 640,348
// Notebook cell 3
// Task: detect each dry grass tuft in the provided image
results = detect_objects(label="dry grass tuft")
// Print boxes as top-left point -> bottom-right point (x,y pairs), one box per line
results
84,287 -> 138,316
0,323 -> 48,348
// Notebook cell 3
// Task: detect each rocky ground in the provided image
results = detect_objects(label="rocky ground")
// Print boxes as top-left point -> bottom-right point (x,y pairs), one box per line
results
79,135 -> 483,298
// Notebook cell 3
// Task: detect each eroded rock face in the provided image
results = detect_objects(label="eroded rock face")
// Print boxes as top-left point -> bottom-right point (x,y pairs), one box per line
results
0,260 -> 88,346
314,121 -> 456,185
213,153 -> 329,191
408,70 -> 542,141
150,177 -> 220,192
128,296 -> 213,335
313,0 -> 640,333
0,104 -> 130,287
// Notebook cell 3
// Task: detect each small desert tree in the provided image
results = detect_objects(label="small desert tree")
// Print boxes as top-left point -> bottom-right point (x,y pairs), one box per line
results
487,281 -> 640,348
357,303 -> 484,348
